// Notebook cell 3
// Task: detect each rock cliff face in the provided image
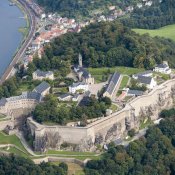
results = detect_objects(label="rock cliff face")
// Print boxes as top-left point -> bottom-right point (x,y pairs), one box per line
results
27,80 -> 175,152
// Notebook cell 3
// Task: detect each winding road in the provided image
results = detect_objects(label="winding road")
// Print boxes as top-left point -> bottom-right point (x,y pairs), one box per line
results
0,0 -> 37,85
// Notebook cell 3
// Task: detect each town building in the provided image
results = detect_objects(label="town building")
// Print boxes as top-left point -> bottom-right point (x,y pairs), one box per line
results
137,76 -> 157,89
33,81 -> 51,96
103,72 -> 121,98
58,94 -> 72,101
132,70 -> 153,79
69,82 -> 89,94
72,94 -> 81,102
153,61 -> 171,74
32,70 -> 54,80
145,1 -> 153,6
126,89 -> 144,97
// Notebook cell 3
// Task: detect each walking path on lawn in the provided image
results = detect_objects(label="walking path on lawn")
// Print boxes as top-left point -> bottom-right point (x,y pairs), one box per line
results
16,132 -> 37,156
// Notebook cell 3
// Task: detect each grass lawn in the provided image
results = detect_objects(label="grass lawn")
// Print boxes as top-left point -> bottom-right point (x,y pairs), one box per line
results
19,27 -> 29,37
110,104 -> 118,112
45,150 -> 101,161
67,162 -> 85,175
0,146 -> 29,158
53,87 -> 68,94
88,66 -> 144,76
139,118 -> 153,130
0,132 -> 29,154
50,162 -> 85,175
119,76 -> 129,89
0,114 -> 8,121
47,150 -> 96,156
133,24 -> 175,41
16,83 -> 34,95
88,66 -> 144,83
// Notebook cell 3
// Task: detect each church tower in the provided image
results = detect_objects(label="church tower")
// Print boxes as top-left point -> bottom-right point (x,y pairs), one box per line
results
78,53 -> 83,67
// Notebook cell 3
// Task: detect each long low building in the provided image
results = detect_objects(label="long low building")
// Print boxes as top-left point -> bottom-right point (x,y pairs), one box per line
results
103,72 -> 121,98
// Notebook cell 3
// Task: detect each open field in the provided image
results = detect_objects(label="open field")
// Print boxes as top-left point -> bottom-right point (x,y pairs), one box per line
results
0,146 -> 29,158
51,162 -> 85,175
88,66 -> 144,83
133,24 -> 175,41
45,150 -> 101,160
0,132 -> 28,153
47,150 -> 96,156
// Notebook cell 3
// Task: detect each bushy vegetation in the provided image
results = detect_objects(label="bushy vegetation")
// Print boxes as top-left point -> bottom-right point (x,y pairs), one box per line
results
85,109 -> 175,175
0,155 -> 68,175
33,95 -> 111,125
122,0 -> 175,29
36,21 -> 175,70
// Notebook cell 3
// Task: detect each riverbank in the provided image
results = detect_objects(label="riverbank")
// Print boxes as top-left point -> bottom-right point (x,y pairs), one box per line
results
0,0 -> 36,84
12,0 -> 30,52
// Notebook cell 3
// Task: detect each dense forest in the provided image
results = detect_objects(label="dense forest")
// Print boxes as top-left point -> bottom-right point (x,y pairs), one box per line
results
122,0 -> 175,29
32,21 -> 175,70
37,0 -> 140,19
33,95 -> 111,125
85,108 -> 175,175
0,155 -> 68,175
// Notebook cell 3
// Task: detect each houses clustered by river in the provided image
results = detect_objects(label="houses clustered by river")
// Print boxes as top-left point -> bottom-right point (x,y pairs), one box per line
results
22,0 -> 154,69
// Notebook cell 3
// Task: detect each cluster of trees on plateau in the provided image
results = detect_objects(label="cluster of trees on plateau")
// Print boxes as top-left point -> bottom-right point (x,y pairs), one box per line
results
122,0 -> 175,29
0,155 -> 68,175
33,95 -> 111,125
85,108 -> 175,175
27,54 -> 71,78
37,0 -> 139,19
0,77 -> 20,98
36,21 -> 175,70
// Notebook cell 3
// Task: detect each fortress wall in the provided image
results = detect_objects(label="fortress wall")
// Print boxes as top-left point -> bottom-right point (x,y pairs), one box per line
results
126,80 -> 175,117
28,109 -> 130,146
0,120 -> 13,131
86,110 -> 129,139
45,127 -> 89,144
27,79 -> 175,151
28,118 -> 89,144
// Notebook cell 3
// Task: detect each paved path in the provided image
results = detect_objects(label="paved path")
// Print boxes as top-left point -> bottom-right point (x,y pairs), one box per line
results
16,132 -> 37,156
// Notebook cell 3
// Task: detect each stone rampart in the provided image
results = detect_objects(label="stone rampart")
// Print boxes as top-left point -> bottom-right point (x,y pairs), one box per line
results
27,79 -> 175,152
0,119 -> 13,131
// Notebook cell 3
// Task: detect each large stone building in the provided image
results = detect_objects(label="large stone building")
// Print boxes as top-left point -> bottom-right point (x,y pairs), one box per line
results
69,82 -> 89,94
0,81 -> 50,116
27,79 -> 175,152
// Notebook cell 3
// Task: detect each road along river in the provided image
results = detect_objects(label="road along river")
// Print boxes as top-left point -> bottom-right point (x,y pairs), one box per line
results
0,0 -> 37,84
0,0 -> 26,77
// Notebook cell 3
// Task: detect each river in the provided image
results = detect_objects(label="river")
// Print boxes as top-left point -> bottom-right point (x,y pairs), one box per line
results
0,0 -> 26,77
